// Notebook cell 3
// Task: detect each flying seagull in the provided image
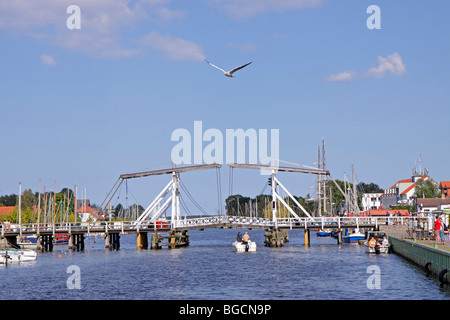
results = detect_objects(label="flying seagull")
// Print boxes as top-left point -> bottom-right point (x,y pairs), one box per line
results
205,60 -> 252,77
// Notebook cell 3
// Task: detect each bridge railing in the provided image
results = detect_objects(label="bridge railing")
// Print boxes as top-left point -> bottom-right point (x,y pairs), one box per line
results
0,215 -> 423,236
0,220 -> 144,236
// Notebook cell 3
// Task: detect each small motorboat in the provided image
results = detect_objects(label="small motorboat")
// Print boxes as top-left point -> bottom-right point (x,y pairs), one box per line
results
17,235 -> 38,249
233,241 -> 256,252
317,229 -> 331,237
342,229 -> 366,243
0,247 -> 37,264
364,232 -> 390,254
1,237 -> 37,264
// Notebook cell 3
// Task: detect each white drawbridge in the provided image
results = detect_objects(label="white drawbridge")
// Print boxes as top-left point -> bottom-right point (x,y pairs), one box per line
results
228,163 -> 329,229
100,164 -> 221,229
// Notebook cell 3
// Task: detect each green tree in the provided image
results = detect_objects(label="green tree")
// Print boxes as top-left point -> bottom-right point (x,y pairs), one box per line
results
358,182 -> 383,193
0,194 -> 17,206
415,179 -> 439,198
20,188 -> 36,210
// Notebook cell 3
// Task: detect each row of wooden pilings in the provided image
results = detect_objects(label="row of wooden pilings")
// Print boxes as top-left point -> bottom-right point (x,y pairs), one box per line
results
18,227 -> 349,252
31,232 -> 121,252
264,228 -> 347,247
137,230 -> 190,249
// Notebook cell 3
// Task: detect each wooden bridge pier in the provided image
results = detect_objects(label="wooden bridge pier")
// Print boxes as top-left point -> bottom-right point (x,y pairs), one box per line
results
264,229 -> 289,247
68,234 -> 85,251
105,232 -> 120,250
137,232 -> 148,249
304,228 -> 310,247
149,230 -> 190,250
150,233 -> 162,249
336,229 -> 343,245
38,234 -> 53,252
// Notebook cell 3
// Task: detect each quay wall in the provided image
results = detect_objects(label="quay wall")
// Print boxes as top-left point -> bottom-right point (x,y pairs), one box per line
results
389,235 -> 450,282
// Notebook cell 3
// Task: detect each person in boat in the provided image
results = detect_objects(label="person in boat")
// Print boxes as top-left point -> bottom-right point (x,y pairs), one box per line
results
242,232 -> 250,244
236,232 -> 243,243
381,235 -> 389,247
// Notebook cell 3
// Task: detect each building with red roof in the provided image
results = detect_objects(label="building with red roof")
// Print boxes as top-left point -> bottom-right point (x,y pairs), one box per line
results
361,209 -> 409,216
441,181 -> 450,198
381,175 -> 438,209
0,206 -> 15,220
76,205 -> 105,222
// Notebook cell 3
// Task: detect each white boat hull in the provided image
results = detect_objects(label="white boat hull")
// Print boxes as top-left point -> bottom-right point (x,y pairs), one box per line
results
0,249 -> 37,263
367,246 -> 389,254
233,241 -> 256,252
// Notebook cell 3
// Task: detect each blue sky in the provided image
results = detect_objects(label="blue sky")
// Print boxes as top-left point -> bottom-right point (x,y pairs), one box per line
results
0,1 -> 449,213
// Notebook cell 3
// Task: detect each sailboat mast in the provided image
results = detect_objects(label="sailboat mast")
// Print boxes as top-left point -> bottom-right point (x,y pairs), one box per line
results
18,182 -> 22,235
37,181 -> 41,233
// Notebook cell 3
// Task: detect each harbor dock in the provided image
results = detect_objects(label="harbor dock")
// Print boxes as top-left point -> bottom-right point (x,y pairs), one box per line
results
381,224 -> 450,284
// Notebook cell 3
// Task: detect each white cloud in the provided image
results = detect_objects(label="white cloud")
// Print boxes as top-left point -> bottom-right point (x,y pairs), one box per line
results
40,54 -> 57,66
209,0 -> 323,19
141,31 -> 205,61
326,70 -> 357,82
365,52 -> 406,78
326,52 -> 407,82
0,0 -> 186,58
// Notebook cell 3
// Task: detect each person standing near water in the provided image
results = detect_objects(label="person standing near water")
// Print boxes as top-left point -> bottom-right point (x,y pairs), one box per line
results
434,216 -> 442,244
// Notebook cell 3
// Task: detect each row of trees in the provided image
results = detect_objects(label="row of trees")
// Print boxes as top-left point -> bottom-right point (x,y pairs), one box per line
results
0,188 -> 76,224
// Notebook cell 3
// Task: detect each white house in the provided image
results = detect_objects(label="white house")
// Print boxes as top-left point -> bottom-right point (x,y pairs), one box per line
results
416,198 -> 450,213
381,175 -> 437,209
361,193 -> 383,211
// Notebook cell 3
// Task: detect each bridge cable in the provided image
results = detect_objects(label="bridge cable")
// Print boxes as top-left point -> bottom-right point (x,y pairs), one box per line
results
179,178 -> 209,216
216,167 -> 223,215
228,167 -> 234,197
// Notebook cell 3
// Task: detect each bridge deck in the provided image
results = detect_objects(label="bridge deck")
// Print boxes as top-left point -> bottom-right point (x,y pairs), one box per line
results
1,216 -> 407,238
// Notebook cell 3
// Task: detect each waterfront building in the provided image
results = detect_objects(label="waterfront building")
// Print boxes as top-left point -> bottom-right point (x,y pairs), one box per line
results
76,205 -> 105,223
381,175 -> 438,209
360,208 -> 408,216
0,206 -> 15,221
441,181 -> 450,198
361,193 -> 383,211
416,198 -> 450,213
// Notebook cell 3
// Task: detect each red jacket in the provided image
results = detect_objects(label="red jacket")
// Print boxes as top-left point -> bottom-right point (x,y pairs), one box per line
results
434,219 -> 441,231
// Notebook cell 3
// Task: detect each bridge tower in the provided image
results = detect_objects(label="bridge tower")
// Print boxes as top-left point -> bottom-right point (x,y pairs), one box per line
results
228,163 -> 329,247
101,164 -> 221,249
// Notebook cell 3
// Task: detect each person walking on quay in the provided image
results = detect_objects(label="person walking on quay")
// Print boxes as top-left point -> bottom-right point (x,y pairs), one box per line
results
434,216 -> 442,244
440,217 -> 447,243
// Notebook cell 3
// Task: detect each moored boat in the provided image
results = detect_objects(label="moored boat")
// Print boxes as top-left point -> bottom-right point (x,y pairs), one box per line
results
17,235 -> 38,249
364,232 -> 390,254
317,229 -> 331,237
54,233 -> 69,245
233,241 -> 256,252
0,248 -> 37,263
342,229 -> 366,243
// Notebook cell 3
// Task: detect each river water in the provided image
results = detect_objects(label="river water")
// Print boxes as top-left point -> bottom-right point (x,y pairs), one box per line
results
1,228 -> 449,300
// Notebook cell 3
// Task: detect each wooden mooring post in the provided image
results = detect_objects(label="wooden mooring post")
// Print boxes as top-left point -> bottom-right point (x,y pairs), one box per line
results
68,234 -> 85,251
336,229 -> 343,245
304,228 -> 310,247
105,233 -> 120,250
264,229 -> 289,247
137,232 -> 148,249
38,234 -> 53,252
150,230 -> 190,249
